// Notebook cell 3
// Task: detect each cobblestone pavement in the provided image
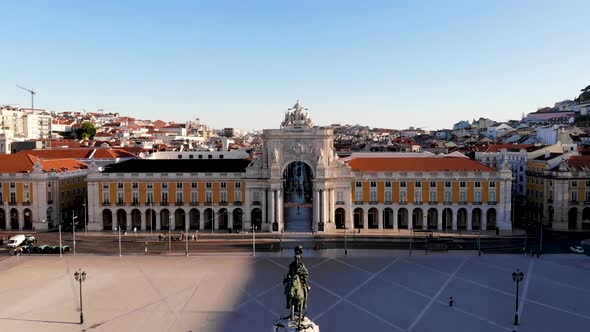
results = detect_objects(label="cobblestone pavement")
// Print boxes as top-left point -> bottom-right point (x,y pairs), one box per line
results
0,251 -> 588,331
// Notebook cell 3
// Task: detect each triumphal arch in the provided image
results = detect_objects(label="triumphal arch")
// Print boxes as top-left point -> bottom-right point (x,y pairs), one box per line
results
244,101 -> 352,232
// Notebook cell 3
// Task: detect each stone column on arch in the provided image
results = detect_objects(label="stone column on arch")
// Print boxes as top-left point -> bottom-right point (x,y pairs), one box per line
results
467,210 -> 472,231
141,210 -> 146,231
346,202 -> 353,231
437,209 -> 443,230
269,190 -> 275,226
212,208 -> 218,231
313,189 -> 320,231
155,209 -> 161,231
276,189 -> 283,231
126,210 -> 132,231
392,208 -> 398,230
452,208 -> 458,230
199,208 -> 205,231
228,209 -> 233,230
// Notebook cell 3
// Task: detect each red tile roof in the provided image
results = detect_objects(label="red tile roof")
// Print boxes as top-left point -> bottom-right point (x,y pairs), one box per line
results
347,157 -> 496,172
15,148 -> 136,160
565,156 -> 590,171
0,154 -> 87,173
482,144 -> 536,153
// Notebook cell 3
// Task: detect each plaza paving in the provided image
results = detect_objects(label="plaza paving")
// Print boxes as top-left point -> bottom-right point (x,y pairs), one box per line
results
0,251 -> 589,332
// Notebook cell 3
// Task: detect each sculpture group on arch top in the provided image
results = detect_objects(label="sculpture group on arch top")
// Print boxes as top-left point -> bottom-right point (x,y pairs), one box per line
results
248,100 -> 347,174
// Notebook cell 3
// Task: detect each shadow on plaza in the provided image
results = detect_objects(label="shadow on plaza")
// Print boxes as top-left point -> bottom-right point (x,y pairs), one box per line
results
215,247 -> 329,332
0,317 -> 81,325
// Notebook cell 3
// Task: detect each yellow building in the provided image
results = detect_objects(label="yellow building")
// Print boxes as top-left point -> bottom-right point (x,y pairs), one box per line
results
527,154 -> 590,230
87,158 -> 249,231
87,101 -> 513,233
343,155 -> 512,231
0,154 -> 87,230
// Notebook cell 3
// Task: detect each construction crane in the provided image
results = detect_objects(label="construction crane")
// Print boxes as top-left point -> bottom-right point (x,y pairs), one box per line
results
16,85 -> 36,111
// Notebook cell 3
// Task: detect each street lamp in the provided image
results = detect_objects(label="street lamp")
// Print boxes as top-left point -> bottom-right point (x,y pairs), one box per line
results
72,211 -> 77,255
252,225 -> 257,257
73,268 -> 87,324
410,228 -> 413,255
185,215 -> 189,257
344,224 -> 348,256
478,228 -> 482,256
149,203 -> 153,237
59,223 -> 63,257
522,217 -> 528,254
82,203 -> 87,235
115,226 -> 122,256
538,220 -> 543,254
512,269 -> 525,326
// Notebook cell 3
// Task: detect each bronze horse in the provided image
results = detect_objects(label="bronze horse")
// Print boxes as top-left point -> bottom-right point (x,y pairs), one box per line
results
285,273 -> 305,329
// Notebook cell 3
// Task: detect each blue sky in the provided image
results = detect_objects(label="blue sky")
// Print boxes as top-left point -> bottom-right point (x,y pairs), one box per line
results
1,0 -> 589,130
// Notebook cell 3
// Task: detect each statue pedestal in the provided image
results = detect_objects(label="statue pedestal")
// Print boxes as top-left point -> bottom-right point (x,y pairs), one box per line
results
274,316 -> 319,332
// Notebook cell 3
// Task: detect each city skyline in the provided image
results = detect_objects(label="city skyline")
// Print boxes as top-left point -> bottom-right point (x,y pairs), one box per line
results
1,0 -> 589,130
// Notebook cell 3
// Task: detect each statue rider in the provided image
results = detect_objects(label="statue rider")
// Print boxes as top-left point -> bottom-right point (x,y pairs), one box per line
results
283,245 -> 310,309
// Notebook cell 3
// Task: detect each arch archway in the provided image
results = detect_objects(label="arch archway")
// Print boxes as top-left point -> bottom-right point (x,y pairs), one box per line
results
131,209 -> 142,230
568,208 -> 578,230
383,208 -> 394,229
189,209 -> 200,230
10,208 -> 19,230
116,209 -> 127,231
412,208 -> 423,229
486,208 -> 496,230
457,208 -> 467,230
251,208 -> 262,230
283,161 -> 314,232
427,208 -> 438,230
368,208 -> 379,229
233,208 -> 243,231
160,209 -> 170,230
397,208 -> 408,229
175,208 -> 186,230
218,208 -> 228,230
23,209 -> 33,230
102,209 -> 113,230
204,208 -> 214,230
472,208 -> 482,230
335,208 -> 345,229
0,208 -> 5,230
353,208 -> 364,229
442,208 -> 453,230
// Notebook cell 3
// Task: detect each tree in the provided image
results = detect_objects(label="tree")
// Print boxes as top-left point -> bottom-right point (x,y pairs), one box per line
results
75,122 -> 97,139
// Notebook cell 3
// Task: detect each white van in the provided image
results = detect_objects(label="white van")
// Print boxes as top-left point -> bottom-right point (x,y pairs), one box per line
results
6,234 -> 25,249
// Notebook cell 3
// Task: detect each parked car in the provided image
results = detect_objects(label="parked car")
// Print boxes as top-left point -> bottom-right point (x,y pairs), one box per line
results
6,235 -> 25,249
24,234 -> 37,245
570,246 -> 585,254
